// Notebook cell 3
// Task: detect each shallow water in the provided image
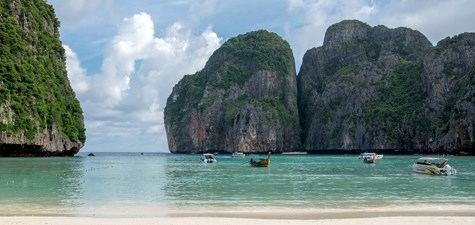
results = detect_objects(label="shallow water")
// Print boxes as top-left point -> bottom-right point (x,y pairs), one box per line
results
0,153 -> 474,214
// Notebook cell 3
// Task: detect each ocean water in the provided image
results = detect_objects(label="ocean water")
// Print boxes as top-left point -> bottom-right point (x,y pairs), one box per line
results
0,153 -> 474,215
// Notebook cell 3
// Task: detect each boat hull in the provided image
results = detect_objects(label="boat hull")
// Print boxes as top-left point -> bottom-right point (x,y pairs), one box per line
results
359,153 -> 382,163
250,153 -> 271,167
250,159 -> 269,167
231,152 -> 245,158
202,159 -> 216,163
363,158 -> 375,164
412,164 -> 456,176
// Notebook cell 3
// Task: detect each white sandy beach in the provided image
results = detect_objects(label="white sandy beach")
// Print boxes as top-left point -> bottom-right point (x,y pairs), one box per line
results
1,205 -> 474,225
1,216 -> 474,225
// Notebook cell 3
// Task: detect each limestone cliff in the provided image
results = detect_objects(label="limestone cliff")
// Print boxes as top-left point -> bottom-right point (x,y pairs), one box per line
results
298,20 -> 474,154
164,30 -> 300,153
423,33 -> 475,152
0,0 -> 85,156
165,20 -> 474,154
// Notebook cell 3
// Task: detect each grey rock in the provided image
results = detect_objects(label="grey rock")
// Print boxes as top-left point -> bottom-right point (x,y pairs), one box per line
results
299,20 -> 474,154
165,30 -> 300,153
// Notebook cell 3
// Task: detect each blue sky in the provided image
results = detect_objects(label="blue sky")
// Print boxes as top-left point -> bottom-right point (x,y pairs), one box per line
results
47,0 -> 475,152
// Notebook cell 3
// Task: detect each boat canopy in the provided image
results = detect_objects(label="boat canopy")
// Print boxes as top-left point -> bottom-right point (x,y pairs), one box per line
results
203,154 -> 216,159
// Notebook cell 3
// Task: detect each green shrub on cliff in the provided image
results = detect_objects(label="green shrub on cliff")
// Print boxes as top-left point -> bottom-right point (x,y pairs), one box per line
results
199,30 -> 294,91
165,30 -> 300,153
0,0 -> 85,142
167,30 -> 296,125
361,59 -> 431,142
219,30 -> 294,75
364,60 -> 426,120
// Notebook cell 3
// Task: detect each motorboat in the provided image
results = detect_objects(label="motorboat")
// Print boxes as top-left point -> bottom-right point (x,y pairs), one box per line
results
201,153 -> 217,163
412,157 -> 457,176
358,152 -> 383,163
231,152 -> 245,158
250,152 -> 271,167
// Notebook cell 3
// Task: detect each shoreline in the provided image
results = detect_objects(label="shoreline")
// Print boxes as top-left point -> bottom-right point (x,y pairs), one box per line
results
168,204 -> 475,220
1,205 -> 474,224
1,216 -> 474,225
78,151 -> 475,156
72,151 -> 475,155
1,204 -> 474,218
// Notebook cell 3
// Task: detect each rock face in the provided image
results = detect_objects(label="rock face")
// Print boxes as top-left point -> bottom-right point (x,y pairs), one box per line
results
165,30 -> 300,153
0,0 -> 85,156
165,20 -> 474,154
298,20 -> 475,154
423,34 -> 475,152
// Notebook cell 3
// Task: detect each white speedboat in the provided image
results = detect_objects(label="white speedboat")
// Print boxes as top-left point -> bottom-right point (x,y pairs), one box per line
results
201,153 -> 217,163
231,152 -> 245,158
358,152 -> 383,163
412,157 -> 456,176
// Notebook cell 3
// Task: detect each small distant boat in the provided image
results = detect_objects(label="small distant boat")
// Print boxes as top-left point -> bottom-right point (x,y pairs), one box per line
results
250,152 -> 271,167
231,152 -> 245,158
358,152 -> 383,163
201,153 -> 217,163
87,153 -> 95,157
282,152 -> 307,155
412,157 -> 457,176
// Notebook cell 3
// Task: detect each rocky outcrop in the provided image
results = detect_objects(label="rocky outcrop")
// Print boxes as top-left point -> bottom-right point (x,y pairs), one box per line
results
164,30 -> 300,153
298,20 -> 475,154
0,0 -> 85,156
423,33 -> 475,152
165,20 -> 474,154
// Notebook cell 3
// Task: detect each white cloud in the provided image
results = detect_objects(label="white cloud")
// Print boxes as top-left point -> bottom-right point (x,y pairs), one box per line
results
52,0 -> 107,23
287,0 -> 375,65
287,0 -> 304,12
64,45 -> 90,94
88,12 -> 155,107
286,0 -> 475,68
64,12 -> 221,152
374,0 -> 475,44
188,0 -> 217,23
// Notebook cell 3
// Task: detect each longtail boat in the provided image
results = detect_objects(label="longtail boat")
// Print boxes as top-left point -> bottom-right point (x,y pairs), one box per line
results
250,152 -> 271,167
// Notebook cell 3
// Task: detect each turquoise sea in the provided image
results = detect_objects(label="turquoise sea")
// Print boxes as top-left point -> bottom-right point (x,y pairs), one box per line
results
0,153 -> 474,215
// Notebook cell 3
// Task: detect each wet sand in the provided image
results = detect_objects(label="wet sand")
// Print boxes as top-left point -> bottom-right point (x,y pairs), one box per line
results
1,216 -> 474,225
0,204 -> 474,225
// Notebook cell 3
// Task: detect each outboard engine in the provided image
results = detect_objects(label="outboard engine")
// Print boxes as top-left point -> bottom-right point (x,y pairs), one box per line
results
442,164 -> 457,175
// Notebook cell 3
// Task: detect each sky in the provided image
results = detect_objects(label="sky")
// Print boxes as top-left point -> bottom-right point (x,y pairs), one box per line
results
47,0 -> 475,152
